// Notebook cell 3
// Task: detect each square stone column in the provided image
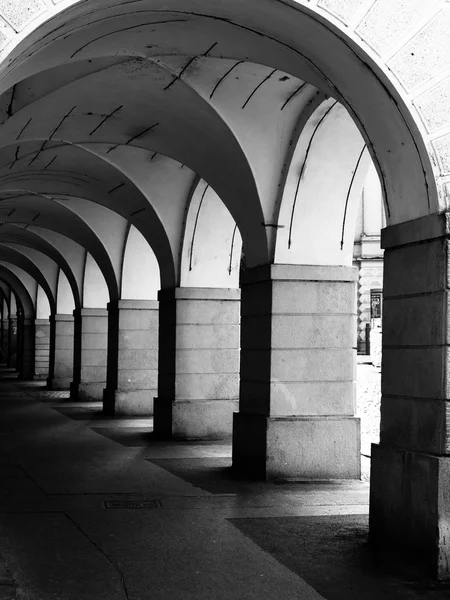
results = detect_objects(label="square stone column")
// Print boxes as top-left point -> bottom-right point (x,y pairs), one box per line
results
34,319 -> 51,380
19,318 -> 35,380
48,314 -> 74,390
232,264 -> 360,480
103,300 -> 158,415
7,316 -> 17,368
370,213 -> 450,580
70,308 -> 108,401
154,288 -> 240,440
1,317 -> 9,363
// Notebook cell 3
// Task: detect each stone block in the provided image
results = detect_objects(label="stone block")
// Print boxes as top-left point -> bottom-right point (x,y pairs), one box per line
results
383,292 -> 448,346
114,390 -> 155,416
119,309 -> 158,330
233,413 -> 361,480
80,349 -> 107,367
239,379 -> 356,416
382,347 -> 449,399
54,321 -> 74,336
370,444 -> 450,579
80,366 -> 107,383
174,348 -> 239,374
388,10 -> 450,91
117,368 -> 158,390
271,280 -> 356,315
81,316 -> 108,334
171,324 -> 240,349
118,329 -> 158,350
50,376 -> 72,390
356,0 -> 441,55
81,333 -> 108,350
78,381 -> 105,401
117,349 -> 158,370
241,315 -> 356,349
171,399 -> 237,439
55,335 -> 74,350
380,396 -> 448,454
383,239 -> 447,297
175,300 -> 240,325
54,349 -> 73,363
241,348 -> 355,382
175,373 -> 239,400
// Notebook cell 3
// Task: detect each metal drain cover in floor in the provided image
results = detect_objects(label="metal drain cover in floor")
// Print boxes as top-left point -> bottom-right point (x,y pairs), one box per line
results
104,500 -> 163,509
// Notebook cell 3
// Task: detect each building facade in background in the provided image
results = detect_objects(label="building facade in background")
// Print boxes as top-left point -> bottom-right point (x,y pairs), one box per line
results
354,164 -> 385,354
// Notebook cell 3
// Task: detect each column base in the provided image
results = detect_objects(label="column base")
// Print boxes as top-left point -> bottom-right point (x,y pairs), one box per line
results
47,376 -> 71,390
370,443 -> 450,580
33,374 -> 47,381
232,412 -> 361,480
102,388 -> 156,416
154,398 -> 237,440
70,381 -> 105,401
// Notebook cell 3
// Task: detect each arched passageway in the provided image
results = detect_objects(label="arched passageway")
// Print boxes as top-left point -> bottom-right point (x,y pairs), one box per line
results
0,0 -> 447,580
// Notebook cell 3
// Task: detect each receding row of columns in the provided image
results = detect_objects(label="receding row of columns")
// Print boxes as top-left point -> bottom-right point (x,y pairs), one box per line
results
0,265 -> 361,481
2,214 -> 450,577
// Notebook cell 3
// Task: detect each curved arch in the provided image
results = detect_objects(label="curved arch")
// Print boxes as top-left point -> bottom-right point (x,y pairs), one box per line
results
0,246 -> 55,312
121,225 -> 160,300
275,100 -> 373,265
0,224 -> 82,309
0,0 -> 440,230
82,253 -> 109,308
0,266 -> 34,319
36,285 -> 51,319
179,178 -> 242,288
56,269 -> 76,315
0,192 -> 120,301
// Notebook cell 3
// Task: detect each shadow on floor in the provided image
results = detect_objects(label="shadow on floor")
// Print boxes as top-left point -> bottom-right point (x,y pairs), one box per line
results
229,515 -> 450,600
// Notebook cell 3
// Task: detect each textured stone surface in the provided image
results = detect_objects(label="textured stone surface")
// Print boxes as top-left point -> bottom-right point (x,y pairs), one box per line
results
414,76 -> 450,133
432,133 -> 450,175
356,0 -> 441,54
0,0 -> 46,31
317,0 -> 369,24
370,444 -> 450,579
233,412 -> 361,480
388,9 -> 450,91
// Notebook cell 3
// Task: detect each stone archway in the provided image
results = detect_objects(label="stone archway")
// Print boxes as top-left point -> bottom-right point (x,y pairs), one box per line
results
0,0 -> 447,578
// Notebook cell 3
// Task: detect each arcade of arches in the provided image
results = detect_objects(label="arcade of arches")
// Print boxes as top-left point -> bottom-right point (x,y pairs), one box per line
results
0,0 -> 449,582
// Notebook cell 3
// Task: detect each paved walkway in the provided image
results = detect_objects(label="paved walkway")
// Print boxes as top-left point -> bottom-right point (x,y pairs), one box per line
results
0,366 -> 445,599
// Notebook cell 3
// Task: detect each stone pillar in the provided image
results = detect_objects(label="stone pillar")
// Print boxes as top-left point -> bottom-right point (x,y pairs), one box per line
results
34,319 -> 51,380
70,308 -> 108,401
7,315 -> 17,368
370,213 -> 450,580
1,316 -> 9,363
48,314 -> 74,390
16,312 -> 23,375
19,318 -> 35,380
154,288 -> 240,440
103,300 -> 158,416
232,264 -> 360,480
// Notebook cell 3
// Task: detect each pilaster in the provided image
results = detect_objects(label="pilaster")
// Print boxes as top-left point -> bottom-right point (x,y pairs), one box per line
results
370,212 -> 450,579
154,288 -> 240,440
233,264 -> 360,480
70,308 -> 108,401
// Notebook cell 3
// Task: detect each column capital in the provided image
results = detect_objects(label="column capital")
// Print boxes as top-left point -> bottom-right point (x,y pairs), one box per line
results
53,313 -> 74,322
116,299 -> 159,310
240,264 -> 357,285
74,308 -> 108,318
158,287 -> 240,301
382,211 -> 450,249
